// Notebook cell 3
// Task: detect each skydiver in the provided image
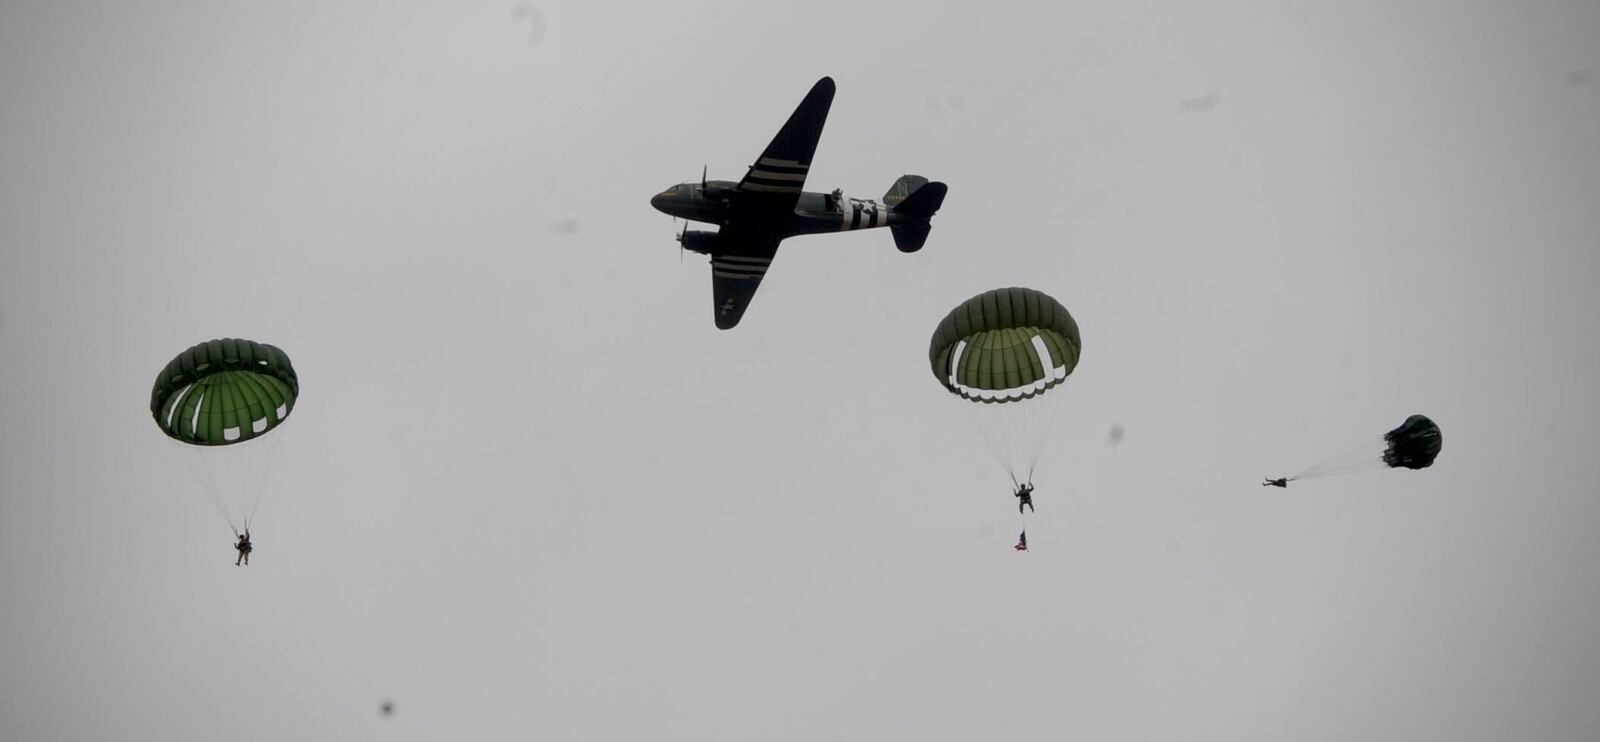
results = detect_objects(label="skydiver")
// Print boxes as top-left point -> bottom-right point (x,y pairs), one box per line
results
1015,482 -> 1035,513
234,529 -> 252,566
1262,477 -> 1288,488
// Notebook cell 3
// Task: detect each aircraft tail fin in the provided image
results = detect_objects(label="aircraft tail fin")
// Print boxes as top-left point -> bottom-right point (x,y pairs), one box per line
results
884,175 -> 930,207
889,179 -> 947,218
885,178 -> 945,253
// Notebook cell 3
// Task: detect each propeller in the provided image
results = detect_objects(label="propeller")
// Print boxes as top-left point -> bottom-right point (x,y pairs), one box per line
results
701,164 -> 707,190
676,223 -> 688,264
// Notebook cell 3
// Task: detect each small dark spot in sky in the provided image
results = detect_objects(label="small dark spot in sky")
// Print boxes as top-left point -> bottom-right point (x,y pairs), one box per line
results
1107,423 -> 1125,446
380,699 -> 394,717
1179,88 -> 1220,113
948,95 -> 965,111
552,218 -> 580,234
511,3 -> 547,46
1565,69 -> 1593,86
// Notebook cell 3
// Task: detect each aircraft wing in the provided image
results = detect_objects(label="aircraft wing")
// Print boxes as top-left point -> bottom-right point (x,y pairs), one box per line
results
704,77 -> 832,329
709,226 -> 782,330
734,76 -> 835,211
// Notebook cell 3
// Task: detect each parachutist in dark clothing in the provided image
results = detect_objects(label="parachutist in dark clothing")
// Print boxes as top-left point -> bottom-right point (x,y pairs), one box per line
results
1262,477 -> 1288,488
1015,483 -> 1035,513
234,530 -> 252,566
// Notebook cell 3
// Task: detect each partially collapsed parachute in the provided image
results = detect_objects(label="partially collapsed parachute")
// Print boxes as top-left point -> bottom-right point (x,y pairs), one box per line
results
930,287 -> 1081,486
1383,414 -> 1443,470
151,339 -> 298,533
1285,414 -> 1443,483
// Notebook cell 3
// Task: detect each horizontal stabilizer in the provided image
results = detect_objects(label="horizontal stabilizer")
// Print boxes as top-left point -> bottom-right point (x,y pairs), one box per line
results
890,222 -> 931,253
891,180 -> 947,218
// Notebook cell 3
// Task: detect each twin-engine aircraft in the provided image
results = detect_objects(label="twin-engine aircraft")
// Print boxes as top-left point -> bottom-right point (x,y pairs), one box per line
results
650,76 -> 948,329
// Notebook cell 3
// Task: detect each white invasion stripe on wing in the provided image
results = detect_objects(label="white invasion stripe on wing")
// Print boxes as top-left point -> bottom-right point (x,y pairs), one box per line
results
740,182 -> 802,193
712,264 -> 767,277
748,169 -> 807,182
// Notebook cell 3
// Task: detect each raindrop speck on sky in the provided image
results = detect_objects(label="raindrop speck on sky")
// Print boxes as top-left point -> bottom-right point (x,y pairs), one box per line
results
510,3 -> 547,46
1178,87 -> 1221,112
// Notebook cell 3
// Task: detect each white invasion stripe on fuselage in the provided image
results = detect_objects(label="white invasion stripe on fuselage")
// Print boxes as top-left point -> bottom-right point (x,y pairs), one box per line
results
758,157 -> 807,169
838,198 -> 882,231
714,255 -> 771,265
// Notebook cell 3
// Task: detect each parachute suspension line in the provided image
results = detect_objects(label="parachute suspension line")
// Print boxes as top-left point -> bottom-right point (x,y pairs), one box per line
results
173,439 -> 242,535
169,431 -> 282,535
957,398 -> 1023,487
1290,437 -> 1388,481
1024,384 -> 1068,485
955,389 -> 1066,501
238,431 -> 283,532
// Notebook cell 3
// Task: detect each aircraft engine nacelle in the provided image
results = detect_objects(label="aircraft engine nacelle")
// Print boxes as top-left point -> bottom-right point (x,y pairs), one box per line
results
677,230 -> 720,255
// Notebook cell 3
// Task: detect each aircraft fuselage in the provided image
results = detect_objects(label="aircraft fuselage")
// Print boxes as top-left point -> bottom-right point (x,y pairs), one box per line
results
650,181 -> 905,250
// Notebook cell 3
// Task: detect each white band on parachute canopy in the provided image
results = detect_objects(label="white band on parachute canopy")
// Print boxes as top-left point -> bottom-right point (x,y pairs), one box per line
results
189,390 -> 206,438
166,382 -> 195,432
948,334 -> 1067,402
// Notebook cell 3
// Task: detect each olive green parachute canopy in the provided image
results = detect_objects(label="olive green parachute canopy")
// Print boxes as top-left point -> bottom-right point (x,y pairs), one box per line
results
929,287 -> 1081,403
1382,414 -> 1442,470
150,339 -> 298,446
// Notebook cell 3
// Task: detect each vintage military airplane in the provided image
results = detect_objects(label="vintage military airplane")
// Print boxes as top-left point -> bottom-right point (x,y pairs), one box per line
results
650,76 -> 948,329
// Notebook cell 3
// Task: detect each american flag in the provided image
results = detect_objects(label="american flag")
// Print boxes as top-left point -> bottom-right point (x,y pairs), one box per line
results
1014,530 -> 1028,551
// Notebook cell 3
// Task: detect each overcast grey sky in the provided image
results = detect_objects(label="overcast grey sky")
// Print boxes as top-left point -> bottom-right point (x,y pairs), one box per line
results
3,1 -> 1598,740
